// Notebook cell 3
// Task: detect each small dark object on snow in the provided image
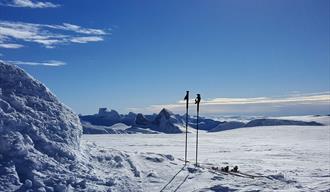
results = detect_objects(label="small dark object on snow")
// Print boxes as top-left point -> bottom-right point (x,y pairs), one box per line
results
187,167 -> 199,173
221,166 -> 229,172
211,166 -> 219,171
231,166 -> 238,172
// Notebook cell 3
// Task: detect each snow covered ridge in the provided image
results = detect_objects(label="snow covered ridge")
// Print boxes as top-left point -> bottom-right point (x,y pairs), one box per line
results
80,107 -> 326,134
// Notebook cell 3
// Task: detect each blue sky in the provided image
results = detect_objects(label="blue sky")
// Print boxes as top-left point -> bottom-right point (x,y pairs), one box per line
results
0,0 -> 329,116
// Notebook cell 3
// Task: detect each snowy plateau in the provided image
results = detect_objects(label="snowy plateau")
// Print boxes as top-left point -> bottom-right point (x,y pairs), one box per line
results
0,62 -> 330,192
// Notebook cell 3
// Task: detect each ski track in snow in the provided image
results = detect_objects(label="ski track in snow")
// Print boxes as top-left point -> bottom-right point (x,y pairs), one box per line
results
83,125 -> 330,191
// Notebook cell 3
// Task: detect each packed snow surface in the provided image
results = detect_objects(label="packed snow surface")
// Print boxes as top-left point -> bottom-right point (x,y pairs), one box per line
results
83,125 -> 330,191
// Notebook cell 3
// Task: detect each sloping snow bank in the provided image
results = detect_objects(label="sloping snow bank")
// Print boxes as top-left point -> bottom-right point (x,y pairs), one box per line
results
0,62 -> 83,191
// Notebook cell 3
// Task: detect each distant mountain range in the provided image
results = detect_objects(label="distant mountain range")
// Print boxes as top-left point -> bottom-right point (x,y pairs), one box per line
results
79,108 -> 325,134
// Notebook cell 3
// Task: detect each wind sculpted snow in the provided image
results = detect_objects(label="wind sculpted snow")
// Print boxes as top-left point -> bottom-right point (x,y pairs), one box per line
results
0,62 -> 83,190
83,125 -> 330,191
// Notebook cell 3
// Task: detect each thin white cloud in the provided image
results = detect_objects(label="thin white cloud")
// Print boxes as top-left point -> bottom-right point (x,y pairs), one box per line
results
130,92 -> 330,116
0,43 -> 24,48
70,36 -> 104,43
3,60 -> 66,66
0,0 -> 59,8
0,20 -> 109,48
49,23 -> 107,35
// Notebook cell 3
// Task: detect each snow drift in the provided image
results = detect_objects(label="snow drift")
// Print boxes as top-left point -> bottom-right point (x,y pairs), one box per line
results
0,62 -> 83,191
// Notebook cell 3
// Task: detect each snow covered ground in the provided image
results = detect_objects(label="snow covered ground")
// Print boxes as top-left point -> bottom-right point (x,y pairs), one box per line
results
83,125 -> 330,191
1,62 -> 329,191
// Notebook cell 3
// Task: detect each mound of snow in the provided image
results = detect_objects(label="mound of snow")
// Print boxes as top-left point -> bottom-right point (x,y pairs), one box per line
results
0,62 -> 82,191
110,123 -> 131,131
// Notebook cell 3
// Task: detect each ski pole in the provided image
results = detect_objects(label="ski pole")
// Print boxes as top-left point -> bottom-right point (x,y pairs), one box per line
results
184,91 -> 189,165
195,94 -> 201,167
